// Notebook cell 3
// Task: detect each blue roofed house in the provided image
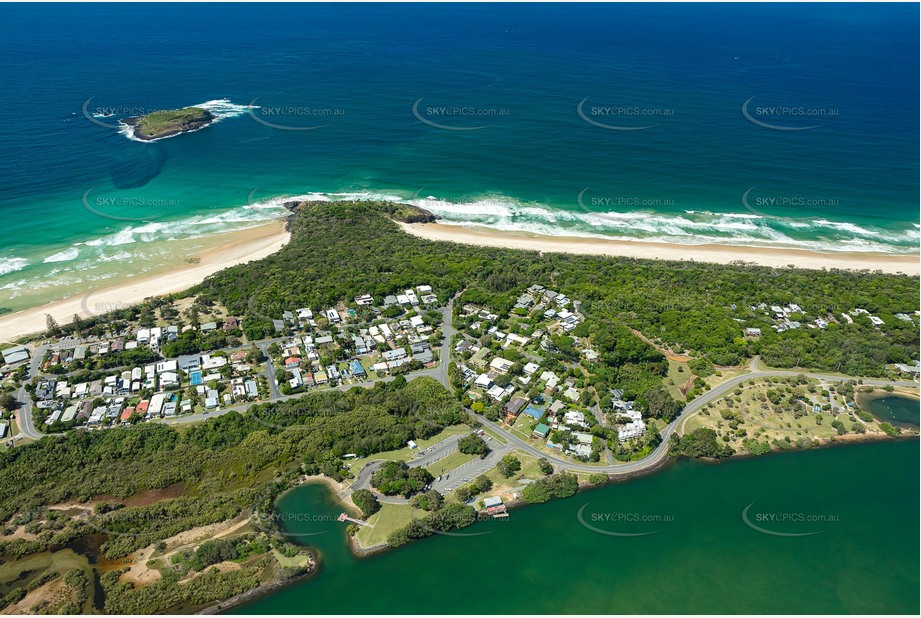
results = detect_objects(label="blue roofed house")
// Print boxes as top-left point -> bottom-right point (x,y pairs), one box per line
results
350,360 -> 366,376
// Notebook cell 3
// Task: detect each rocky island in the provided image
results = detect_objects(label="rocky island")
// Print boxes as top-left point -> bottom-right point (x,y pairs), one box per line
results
122,106 -> 215,141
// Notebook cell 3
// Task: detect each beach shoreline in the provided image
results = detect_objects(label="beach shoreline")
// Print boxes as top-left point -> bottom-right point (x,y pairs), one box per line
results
399,221 -> 921,276
0,221 -> 290,343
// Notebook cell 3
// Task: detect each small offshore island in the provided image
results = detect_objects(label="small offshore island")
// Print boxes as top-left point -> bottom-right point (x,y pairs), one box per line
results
0,201 -> 917,614
122,107 -> 216,141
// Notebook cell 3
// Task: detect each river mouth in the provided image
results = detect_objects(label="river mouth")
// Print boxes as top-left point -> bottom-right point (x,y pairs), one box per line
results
858,393 -> 920,429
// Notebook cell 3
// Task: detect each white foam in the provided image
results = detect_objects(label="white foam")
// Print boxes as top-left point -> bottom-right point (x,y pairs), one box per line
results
43,247 -> 80,263
118,98 -> 256,143
0,257 -> 28,277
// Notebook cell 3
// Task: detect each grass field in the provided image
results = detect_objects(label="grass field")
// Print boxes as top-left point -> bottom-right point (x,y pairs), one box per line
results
356,503 -> 416,547
682,377 -> 895,454
133,107 -> 211,137
482,426 -> 508,445
665,360 -> 691,401
345,424 -> 469,479
425,450 -> 475,477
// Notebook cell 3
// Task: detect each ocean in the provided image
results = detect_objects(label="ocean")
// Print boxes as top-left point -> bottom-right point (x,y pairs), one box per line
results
0,3 -> 918,313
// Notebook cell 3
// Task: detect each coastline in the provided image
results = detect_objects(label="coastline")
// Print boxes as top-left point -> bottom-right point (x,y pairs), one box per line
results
0,221 -> 290,343
399,221 -> 921,276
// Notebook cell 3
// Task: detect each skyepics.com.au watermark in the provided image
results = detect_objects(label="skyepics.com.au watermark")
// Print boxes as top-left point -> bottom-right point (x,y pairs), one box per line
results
741,187 -> 839,218
248,97 -> 345,131
742,97 -> 838,131
81,187 -> 173,222
82,98 -> 152,129
741,503 -> 838,537
577,188 -> 676,212
577,503 -> 674,537
249,509 -> 337,538
577,97 -> 674,131
79,296 -> 132,319
412,98 -> 509,131
80,509 -> 188,537
592,297 -> 698,314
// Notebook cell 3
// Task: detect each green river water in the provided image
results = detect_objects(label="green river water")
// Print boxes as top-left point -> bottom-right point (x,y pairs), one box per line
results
233,439 -> 919,614
863,395 -> 920,430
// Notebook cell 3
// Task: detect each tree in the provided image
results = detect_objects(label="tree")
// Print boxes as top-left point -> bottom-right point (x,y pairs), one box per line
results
496,455 -> 521,478
410,489 -> 444,512
640,385 -> 681,421
537,458 -> 554,475
457,433 -> 489,458
0,393 -> 17,413
45,313 -> 60,337
521,473 -> 579,504
669,428 -> 734,459
351,489 -> 380,519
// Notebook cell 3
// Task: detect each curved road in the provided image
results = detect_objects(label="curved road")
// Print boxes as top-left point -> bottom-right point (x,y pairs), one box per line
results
12,296 -> 917,484
470,364 -> 916,475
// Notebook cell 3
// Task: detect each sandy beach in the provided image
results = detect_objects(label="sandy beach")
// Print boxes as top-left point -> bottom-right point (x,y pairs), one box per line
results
400,222 -> 921,276
0,221 -> 290,343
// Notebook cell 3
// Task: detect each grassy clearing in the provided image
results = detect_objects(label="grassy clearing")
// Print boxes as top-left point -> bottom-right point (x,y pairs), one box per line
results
345,424 -> 469,478
356,503 -> 416,547
271,548 -> 312,570
447,449 -> 548,504
482,426 -> 507,445
134,107 -> 210,137
685,377 -> 896,454
425,450 -> 475,477
665,360 -> 691,401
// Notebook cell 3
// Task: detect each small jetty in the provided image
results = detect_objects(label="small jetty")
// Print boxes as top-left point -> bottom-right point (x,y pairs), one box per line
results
338,513 -> 369,526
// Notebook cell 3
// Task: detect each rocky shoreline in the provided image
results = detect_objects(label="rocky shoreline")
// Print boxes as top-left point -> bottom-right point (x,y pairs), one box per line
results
196,562 -> 318,615
123,108 -> 216,142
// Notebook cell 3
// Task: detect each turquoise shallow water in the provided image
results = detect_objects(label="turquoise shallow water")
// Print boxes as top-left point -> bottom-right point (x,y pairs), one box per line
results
234,440 -> 920,614
0,3 -> 917,312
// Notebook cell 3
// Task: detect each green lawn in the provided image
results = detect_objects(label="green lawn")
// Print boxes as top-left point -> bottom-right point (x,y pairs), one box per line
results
356,503 -> 416,547
684,377 -> 893,452
665,360 -> 691,401
447,449 -> 548,504
425,450 -> 475,477
345,424 -> 469,479
482,426 -> 508,445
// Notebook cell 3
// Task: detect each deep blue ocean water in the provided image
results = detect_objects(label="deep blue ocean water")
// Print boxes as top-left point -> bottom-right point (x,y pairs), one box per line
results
0,3 -> 917,311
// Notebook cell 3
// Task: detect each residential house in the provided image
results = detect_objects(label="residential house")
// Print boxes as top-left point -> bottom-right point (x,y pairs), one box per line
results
504,396 -> 528,417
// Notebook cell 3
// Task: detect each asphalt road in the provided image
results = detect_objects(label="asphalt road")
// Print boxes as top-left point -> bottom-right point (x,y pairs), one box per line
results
12,295 -> 918,484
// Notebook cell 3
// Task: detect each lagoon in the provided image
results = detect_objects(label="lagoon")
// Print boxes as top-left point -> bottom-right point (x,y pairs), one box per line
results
234,440 -> 919,614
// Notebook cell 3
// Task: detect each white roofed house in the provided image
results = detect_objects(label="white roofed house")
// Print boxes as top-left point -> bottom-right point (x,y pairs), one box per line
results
474,373 -> 493,389
355,294 -> 374,306
487,384 -> 508,401
489,357 -> 515,374
201,354 -> 227,371
325,308 -> 341,323
148,393 -> 166,417
156,360 -> 178,374
616,409 -> 646,441
1,345 -> 29,365
563,410 -> 587,428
